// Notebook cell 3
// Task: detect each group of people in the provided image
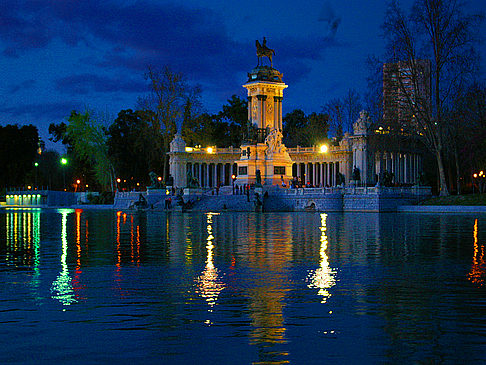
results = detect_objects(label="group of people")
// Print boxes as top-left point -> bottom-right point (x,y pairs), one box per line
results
290,177 -> 332,189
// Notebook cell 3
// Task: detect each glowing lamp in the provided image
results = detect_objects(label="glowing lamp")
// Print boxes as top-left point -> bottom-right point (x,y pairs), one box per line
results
207,147 -> 213,154
319,144 -> 329,153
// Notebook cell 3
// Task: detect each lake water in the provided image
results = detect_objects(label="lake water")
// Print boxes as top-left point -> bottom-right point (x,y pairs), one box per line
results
0,208 -> 485,364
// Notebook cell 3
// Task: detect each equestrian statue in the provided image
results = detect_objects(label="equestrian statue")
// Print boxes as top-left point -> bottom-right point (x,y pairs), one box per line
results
256,37 -> 275,68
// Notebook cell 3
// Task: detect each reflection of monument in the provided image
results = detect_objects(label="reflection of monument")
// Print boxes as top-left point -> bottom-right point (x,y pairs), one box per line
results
237,38 -> 293,186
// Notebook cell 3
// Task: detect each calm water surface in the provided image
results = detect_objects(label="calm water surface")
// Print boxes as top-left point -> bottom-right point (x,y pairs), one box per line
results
0,208 -> 485,364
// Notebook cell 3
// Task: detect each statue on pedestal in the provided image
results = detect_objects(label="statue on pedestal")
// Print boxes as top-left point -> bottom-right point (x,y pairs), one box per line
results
256,37 -> 275,67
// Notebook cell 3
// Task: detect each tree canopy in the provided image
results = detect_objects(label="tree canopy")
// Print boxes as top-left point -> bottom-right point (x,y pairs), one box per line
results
0,124 -> 39,187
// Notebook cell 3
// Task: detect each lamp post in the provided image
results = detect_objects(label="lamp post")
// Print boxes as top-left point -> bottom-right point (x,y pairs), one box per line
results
232,174 -> 236,195
60,157 -> 68,190
34,162 -> 38,189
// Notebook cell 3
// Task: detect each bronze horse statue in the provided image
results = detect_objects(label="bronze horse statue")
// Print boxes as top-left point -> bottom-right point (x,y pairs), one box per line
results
256,37 -> 275,68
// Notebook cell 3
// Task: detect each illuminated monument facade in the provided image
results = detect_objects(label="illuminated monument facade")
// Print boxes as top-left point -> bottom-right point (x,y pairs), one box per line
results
168,39 -> 425,192
237,39 -> 293,186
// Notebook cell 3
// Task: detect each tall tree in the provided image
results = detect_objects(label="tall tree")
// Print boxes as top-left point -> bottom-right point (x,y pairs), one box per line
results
0,124 -> 39,187
139,65 -> 201,182
322,89 -> 362,141
383,0 -> 482,195
218,95 -> 248,146
450,83 -> 486,192
282,109 -> 307,147
66,111 -> 115,191
107,109 -> 158,186
283,110 -> 330,147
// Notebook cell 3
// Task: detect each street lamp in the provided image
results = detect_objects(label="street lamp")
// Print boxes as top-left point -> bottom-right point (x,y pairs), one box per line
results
60,157 -> 68,190
232,174 -> 236,195
319,144 -> 329,154
34,162 -> 39,188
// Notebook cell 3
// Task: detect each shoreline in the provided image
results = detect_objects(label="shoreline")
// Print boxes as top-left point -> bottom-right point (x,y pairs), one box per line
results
3,203 -> 486,213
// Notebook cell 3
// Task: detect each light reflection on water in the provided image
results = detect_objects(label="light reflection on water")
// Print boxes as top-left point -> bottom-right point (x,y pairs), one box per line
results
306,213 -> 337,304
0,209 -> 485,363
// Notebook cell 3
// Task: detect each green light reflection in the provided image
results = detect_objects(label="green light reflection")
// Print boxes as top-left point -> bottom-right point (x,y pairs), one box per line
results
51,210 -> 76,306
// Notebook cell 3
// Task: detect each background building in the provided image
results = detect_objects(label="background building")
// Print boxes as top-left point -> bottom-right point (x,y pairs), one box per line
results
383,60 -> 431,130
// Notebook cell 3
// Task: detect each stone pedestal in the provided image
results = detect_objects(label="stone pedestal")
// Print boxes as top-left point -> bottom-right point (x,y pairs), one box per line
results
236,142 -> 293,186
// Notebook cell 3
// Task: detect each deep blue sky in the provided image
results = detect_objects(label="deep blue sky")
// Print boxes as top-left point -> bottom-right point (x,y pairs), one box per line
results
1,0 -> 485,151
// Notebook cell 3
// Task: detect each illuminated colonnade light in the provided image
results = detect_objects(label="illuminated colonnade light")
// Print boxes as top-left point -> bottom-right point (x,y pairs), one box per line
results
306,213 -> 337,303
195,212 -> 225,315
51,209 -> 76,306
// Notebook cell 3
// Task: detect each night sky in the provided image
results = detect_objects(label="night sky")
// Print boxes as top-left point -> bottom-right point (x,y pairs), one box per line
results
1,0 -> 485,151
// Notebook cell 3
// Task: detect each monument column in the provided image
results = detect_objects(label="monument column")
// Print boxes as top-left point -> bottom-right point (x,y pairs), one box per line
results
257,94 -> 267,129
238,38 -> 292,186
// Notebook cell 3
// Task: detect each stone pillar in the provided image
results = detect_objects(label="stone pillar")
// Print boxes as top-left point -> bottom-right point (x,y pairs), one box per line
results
324,162 -> 329,186
273,96 -> 279,131
305,163 -> 309,184
313,163 -> 317,186
274,96 -> 283,131
247,96 -> 252,123
257,95 -> 267,129
404,154 -> 409,183
205,164 -> 210,188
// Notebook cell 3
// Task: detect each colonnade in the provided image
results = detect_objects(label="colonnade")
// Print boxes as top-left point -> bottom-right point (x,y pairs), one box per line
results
292,162 -> 341,187
375,152 -> 422,184
186,162 -> 238,188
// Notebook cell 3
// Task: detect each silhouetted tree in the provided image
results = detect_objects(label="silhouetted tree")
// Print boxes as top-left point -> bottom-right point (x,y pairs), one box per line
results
139,65 -> 201,182
0,124 -> 39,187
383,0 -> 483,195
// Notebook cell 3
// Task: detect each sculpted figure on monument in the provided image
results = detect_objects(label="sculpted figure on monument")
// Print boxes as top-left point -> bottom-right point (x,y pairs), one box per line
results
256,37 -> 275,67
353,110 -> 371,135
149,171 -> 162,188
265,128 -> 283,155
186,170 -> 200,188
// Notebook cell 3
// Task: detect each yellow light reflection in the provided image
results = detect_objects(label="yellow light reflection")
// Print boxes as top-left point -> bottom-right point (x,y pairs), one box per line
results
195,213 -> 225,313
51,210 -> 76,306
468,219 -> 485,286
306,213 -> 337,303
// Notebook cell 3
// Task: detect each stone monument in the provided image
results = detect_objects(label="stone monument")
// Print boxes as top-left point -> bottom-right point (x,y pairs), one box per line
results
237,38 -> 293,186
